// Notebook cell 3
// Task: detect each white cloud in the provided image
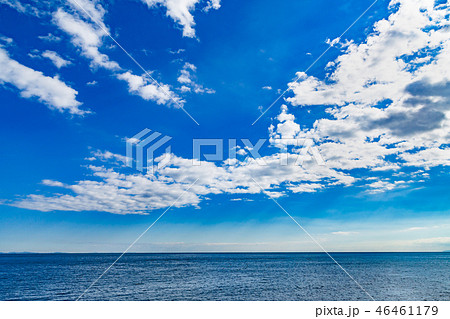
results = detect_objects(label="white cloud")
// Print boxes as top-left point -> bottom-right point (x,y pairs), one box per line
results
7,0 -> 450,214
12,165 -> 203,214
85,149 -> 127,164
118,71 -> 183,106
67,0 -> 107,24
177,65 -> 194,84
262,86 -> 272,90
179,85 -> 191,92
283,0 -> 450,183
400,148 -> 450,169
288,0 -> 450,109
402,227 -> 427,232
10,155 -> 349,214
10,116 -> 356,214
169,48 -> 185,54
42,50 -> 72,68
0,0 -> 41,16
177,62 -> 215,94
42,180 -> 65,187
142,0 -> 221,38
269,105 -> 301,141
288,183 -> 324,193
413,237 -> 450,244
287,0 -> 448,108
0,47 -> 85,115
53,8 -> 120,71
332,231 -> 359,236
203,0 -> 221,12
0,35 -> 13,45
53,2 -> 182,107
8,100 -> 358,214
38,33 -> 61,42
0,0 -> 26,12
4,0 -> 184,107
365,180 -> 407,194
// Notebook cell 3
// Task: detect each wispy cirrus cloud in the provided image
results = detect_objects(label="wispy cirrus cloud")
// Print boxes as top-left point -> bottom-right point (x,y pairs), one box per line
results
0,0 -> 41,16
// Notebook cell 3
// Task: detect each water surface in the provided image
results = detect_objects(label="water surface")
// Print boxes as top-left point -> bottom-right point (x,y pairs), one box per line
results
0,252 -> 448,300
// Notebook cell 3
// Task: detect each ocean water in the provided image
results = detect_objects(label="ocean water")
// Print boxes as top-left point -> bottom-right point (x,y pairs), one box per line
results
0,253 -> 448,301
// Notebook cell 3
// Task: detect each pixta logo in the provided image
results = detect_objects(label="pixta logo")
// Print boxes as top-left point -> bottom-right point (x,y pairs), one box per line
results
192,138 -> 325,166
126,128 -> 172,174
127,129 -> 326,175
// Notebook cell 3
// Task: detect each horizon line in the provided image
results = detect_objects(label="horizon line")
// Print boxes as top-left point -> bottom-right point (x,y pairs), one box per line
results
1,251 -> 449,254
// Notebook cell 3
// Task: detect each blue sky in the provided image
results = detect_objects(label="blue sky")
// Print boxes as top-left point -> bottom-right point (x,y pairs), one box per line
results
0,0 -> 449,252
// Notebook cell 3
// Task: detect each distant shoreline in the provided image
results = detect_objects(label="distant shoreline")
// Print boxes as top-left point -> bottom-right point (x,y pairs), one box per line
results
1,251 -> 448,255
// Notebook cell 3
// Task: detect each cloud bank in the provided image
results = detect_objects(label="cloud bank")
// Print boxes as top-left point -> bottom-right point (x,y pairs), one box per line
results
7,0 -> 450,214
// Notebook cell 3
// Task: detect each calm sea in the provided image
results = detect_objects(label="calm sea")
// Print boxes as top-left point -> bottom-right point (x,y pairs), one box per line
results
0,253 -> 448,300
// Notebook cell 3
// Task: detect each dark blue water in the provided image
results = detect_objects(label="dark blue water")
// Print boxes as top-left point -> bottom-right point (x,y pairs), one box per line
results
0,253 -> 448,300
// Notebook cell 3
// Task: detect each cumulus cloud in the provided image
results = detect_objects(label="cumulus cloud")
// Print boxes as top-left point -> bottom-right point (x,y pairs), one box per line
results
0,47 -> 85,115
203,0 -> 221,12
369,80 -> 450,136
365,180 -> 408,194
53,1 -> 182,107
38,33 -> 61,42
12,165 -> 202,214
287,0 -> 450,109
42,50 -> 72,68
53,8 -> 120,71
287,0 -> 450,110
3,0 -> 188,108
42,180 -> 65,187
282,0 -> 450,189
269,105 -> 301,141
177,62 -> 215,94
0,35 -> 13,45
7,0 -> 450,214
118,71 -> 183,106
10,110 -> 354,214
11,150 -> 352,214
142,0 -> 221,38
